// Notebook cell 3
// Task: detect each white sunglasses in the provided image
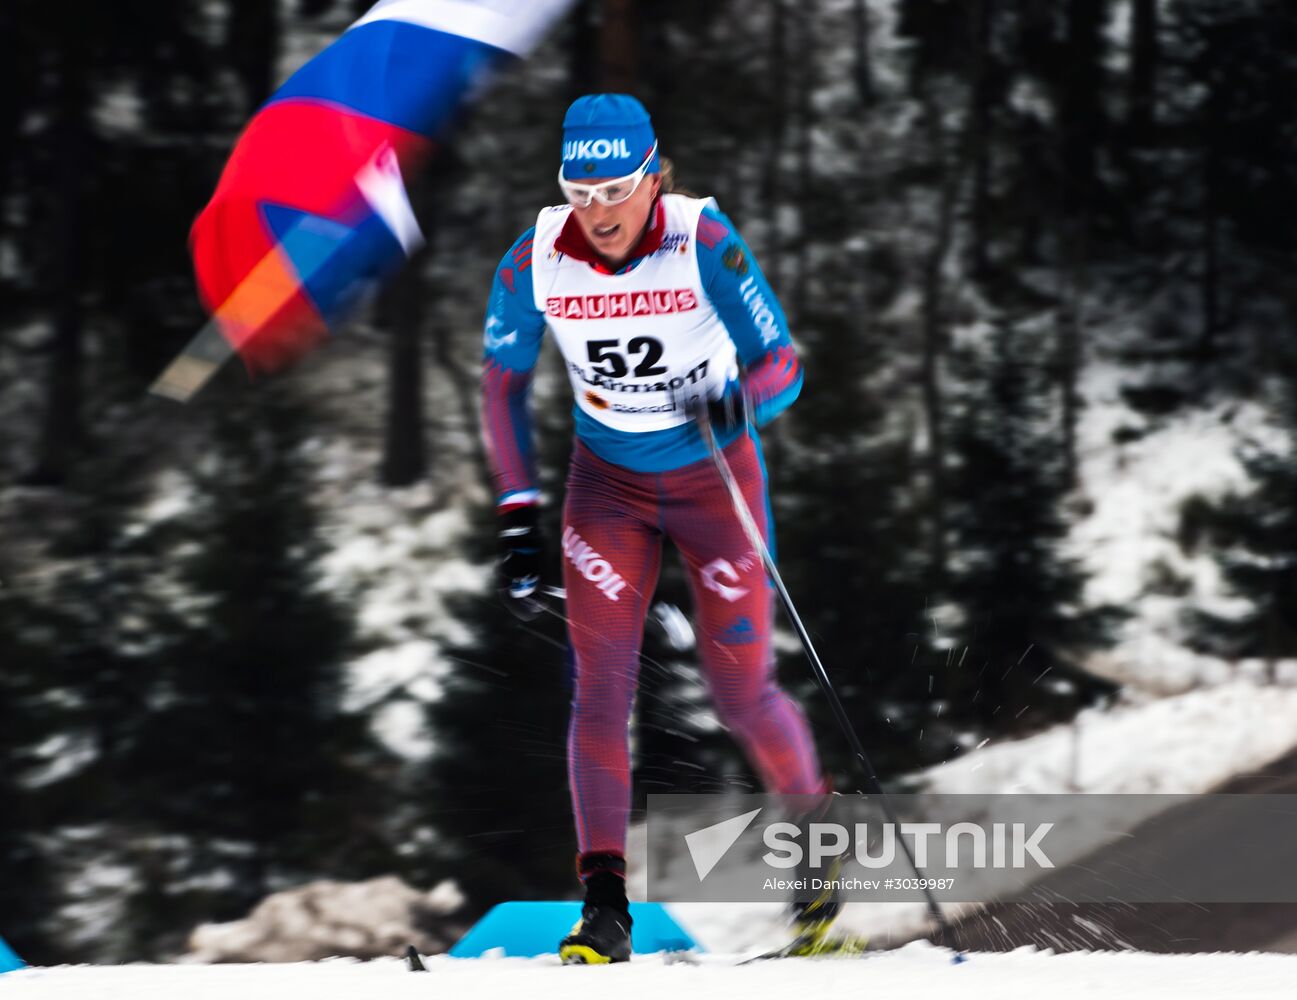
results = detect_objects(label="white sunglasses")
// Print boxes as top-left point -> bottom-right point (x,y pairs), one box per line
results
557,142 -> 659,208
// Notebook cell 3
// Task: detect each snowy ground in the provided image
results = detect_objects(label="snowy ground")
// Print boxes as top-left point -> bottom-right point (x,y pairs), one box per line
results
7,944 -> 1297,1000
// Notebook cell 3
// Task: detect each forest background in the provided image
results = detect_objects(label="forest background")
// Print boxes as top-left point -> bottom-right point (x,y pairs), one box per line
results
4,0 -> 1297,965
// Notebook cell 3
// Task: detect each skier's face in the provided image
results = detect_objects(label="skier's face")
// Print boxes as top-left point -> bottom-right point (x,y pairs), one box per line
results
570,172 -> 661,268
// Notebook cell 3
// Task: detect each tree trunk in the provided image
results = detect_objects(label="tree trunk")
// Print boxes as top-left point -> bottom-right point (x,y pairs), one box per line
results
1048,0 -> 1104,484
1199,163 -> 1220,366
1197,75 -> 1222,367
1060,0 -> 1106,218
380,166 -> 440,488
29,36 -> 89,486
1014,0 -> 1057,265
852,0 -> 876,107
1264,598 -> 1278,684
1055,219 -> 1086,489
379,258 -> 428,487
569,0 -> 597,100
968,0 -> 995,279
763,0 -> 787,235
790,11 -> 815,323
919,91 -> 961,587
0,1 -> 18,238
1128,0 -> 1159,135
599,0 -> 639,92
1016,0 -> 1058,82
230,0 -> 281,115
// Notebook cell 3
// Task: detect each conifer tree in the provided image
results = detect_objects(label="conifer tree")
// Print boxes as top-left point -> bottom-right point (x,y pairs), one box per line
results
0,589 -> 58,963
124,394 -> 396,943
942,324 -> 1119,731
419,358 -> 580,909
418,504 -> 576,908
1189,363 -> 1297,676
771,303 -> 935,780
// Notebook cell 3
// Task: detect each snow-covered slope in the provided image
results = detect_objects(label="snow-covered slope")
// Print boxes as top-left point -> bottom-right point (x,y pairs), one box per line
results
1068,364 -> 1285,694
636,676 -> 1297,954
8,944 -> 1297,1000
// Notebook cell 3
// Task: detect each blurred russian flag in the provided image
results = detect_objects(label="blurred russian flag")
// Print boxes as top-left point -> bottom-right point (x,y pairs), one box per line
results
190,0 -> 573,377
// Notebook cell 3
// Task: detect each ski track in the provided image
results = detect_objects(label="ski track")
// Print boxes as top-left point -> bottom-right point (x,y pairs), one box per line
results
6,943 -> 1297,1000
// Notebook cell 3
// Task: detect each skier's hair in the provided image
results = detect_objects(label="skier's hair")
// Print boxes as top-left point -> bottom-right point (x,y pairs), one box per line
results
659,157 -> 701,198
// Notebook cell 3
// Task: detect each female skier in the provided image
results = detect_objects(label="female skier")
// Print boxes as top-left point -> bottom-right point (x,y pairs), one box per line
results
481,94 -> 834,963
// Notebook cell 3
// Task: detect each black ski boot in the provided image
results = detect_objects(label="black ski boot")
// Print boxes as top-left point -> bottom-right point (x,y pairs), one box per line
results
560,858 -> 633,964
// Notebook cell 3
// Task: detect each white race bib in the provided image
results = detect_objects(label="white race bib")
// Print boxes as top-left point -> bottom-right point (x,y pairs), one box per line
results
530,194 -> 738,433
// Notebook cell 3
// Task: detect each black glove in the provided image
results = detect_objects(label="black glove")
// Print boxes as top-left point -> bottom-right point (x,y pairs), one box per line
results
497,505 -> 547,622
687,385 -> 748,434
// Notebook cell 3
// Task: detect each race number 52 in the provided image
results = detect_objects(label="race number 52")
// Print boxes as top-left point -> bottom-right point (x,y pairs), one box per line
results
587,338 -> 669,378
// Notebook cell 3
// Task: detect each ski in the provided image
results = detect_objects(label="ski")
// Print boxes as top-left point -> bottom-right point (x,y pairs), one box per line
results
664,936 -> 875,965
736,934 -> 875,965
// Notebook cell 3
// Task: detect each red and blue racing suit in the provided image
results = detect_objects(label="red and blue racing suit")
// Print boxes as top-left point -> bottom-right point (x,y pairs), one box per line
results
481,196 -> 824,864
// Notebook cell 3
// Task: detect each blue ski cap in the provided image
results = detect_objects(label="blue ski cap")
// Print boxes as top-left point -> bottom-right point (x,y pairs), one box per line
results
561,94 -> 660,180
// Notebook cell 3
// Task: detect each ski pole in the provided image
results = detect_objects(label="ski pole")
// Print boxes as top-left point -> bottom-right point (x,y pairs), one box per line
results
698,414 -> 957,947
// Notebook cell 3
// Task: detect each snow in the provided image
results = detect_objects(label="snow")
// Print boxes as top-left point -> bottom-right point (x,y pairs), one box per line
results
345,642 -> 445,711
317,485 -> 485,648
303,417 -> 490,758
188,876 -> 465,964
921,678 -> 1297,796
94,86 -> 146,134
8,944 -> 1297,999
370,700 -> 438,760
55,848 -> 138,958
1069,363 -> 1284,693
22,733 -> 97,789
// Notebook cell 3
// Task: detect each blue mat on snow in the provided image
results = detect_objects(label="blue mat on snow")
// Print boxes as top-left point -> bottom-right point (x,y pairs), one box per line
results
449,901 -> 699,958
0,935 -> 24,974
